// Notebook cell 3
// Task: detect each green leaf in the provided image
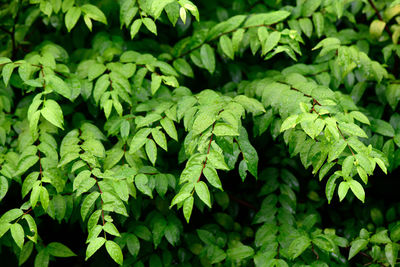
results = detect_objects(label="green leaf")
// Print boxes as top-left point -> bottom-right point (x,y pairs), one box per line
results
151,73 -> 162,95
200,44 -> 216,74
192,111 -> 216,135
338,181 -> 349,202
81,4 -> 107,24
135,174 -> 153,198
126,234 -> 140,257
232,28 -> 244,53
302,0 -> 322,17
226,244 -> 254,261
103,222 -> 121,237
350,111 -> 370,125
65,7 -> 81,32
130,19 -> 142,39
1,208 -> 23,222
342,156 -> 354,178
170,192 -> 191,208
73,170 -> 95,194
327,139 -> 347,162
34,249 -> 49,267
2,63 -> 15,86
371,119 -> 395,137
195,181 -> 212,208
19,241 -> 34,266
371,230 -> 391,244
385,242 -> 398,267
348,180 -> 365,203
348,239 -> 368,259
219,35 -> 234,60
40,187 -> 49,211
288,236 -> 311,259
47,242 -> 76,257
30,183 -> 41,208
145,139 -> 157,165
160,117 -> 178,141
312,12 -> 324,37
326,174 -> 340,203
86,237 -> 106,260
370,19 -> 386,38
280,115 -> 298,132
105,240 -> 123,265
173,58 -> 194,78
0,176 -> 8,202
143,18 -> 157,35
22,174 -> 39,198
151,128 -> 167,151
339,122 -> 368,138
183,196 -> 194,223
46,75 -> 72,100
203,166 -> 222,190
10,223 -> 24,249
155,173 -> 168,197
81,191 -> 100,221
41,100 -> 64,129
263,31 -> 281,55
129,128 -> 152,154
299,18 -> 313,38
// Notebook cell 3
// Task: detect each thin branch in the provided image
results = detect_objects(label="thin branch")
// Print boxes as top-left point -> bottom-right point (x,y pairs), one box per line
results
0,25 -> 11,35
228,193 -> 257,210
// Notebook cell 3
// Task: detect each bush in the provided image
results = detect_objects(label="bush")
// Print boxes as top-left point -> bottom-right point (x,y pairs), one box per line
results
1,0 -> 400,266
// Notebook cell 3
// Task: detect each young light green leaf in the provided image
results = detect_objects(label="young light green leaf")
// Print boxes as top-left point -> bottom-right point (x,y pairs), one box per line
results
280,115 -> 298,132
11,223 -> 24,249
151,128 -> 167,151
348,180 -> 365,203
145,139 -> 157,165
339,122 -> 368,138
263,31 -> 281,55
80,4 -> 107,24
143,18 -> 157,35
86,237 -> 106,260
130,19 -> 142,39
288,236 -> 311,259
327,139 -> 347,162
170,192 -> 191,208
105,240 -> 123,265
195,181 -> 212,208
338,181 -> 349,202
151,73 -> 162,95
349,239 -> 368,259
65,7 -> 81,32
81,191 -> 100,221
103,222 -> 121,237
183,195 -> 194,223
41,100 -> 64,129
203,166 -> 222,190
350,111 -> 370,125
342,156 -> 354,178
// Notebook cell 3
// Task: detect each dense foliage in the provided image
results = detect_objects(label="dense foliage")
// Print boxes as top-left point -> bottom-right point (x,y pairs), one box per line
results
2,0 -> 400,266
